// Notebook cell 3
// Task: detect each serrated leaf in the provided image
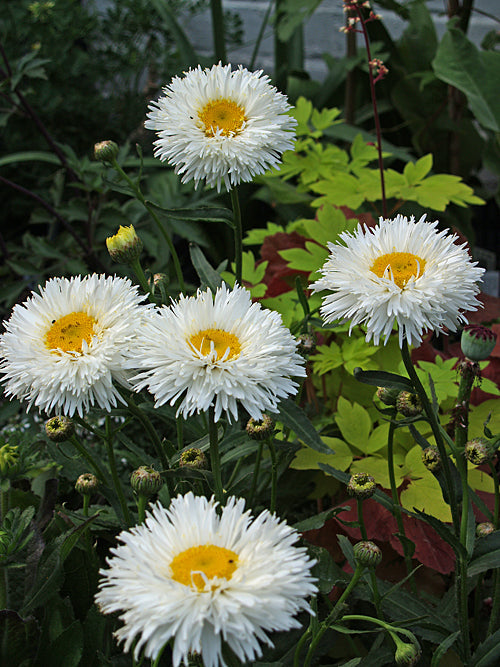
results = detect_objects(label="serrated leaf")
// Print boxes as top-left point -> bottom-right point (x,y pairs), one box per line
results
291,437 -> 352,471
335,397 -> 372,448
189,244 -> 224,291
470,628 -> 500,666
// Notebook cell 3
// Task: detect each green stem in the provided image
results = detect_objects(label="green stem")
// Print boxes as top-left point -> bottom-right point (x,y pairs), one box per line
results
210,0 -> 227,63
303,564 -> 365,667
249,0 -> 274,70
176,415 -> 184,451
69,435 -> 108,483
387,411 -> 416,592
111,159 -> 186,292
208,406 -> 224,505
357,499 -> 383,617
400,339 -> 459,532
487,461 -> 500,636
229,188 -> 243,285
136,494 -> 148,524
248,441 -> 264,505
130,257 -> 155,302
0,566 -> 7,610
489,460 -> 499,529
104,417 -> 132,526
226,457 -> 243,493
267,437 -> 278,514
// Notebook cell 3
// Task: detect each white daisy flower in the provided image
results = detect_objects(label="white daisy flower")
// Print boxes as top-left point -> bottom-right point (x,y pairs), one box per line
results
129,284 -> 305,422
145,62 -> 297,192
96,492 -> 317,666
0,275 -> 150,417
310,214 -> 484,347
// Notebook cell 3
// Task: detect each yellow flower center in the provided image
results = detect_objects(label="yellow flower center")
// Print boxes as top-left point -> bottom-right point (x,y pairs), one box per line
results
170,544 -> 239,590
45,311 -> 96,353
370,252 -> 426,289
189,328 -> 241,360
198,98 -> 247,137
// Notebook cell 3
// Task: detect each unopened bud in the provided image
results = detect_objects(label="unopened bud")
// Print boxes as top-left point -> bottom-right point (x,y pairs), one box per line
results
94,140 -> 119,162
353,540 -> 382,568
130,466 -> 162,496
422,447 -> 441,472
75,472 -> 99,496
296,333 -> 316,356
45,415 -> 75,443
476,522 -> 495,538
246,415 -> 275,440
179,448 -> 208,470
0,444 -> 19,477
376,386 -> 401,406
395,641 -> 421,666
106,225 -> 143,264
461,325 -> 497,361
396,391 -> 423,417
347,472 -> 376,499
465,438 -> 495,466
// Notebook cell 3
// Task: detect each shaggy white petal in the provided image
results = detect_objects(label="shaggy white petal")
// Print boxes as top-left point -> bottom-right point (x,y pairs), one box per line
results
96,493 -> 317,666
310,214 -> 484,347
145,63 -> 296,192
0,275 -> 151,416
129,284 -> 306,421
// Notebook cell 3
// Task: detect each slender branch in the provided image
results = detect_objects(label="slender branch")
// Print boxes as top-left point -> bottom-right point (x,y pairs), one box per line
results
210,0 -> 227,64
229,187 -> 243,285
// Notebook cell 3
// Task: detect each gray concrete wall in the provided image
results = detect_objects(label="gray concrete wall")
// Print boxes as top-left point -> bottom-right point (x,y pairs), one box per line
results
182,0 -> 498,80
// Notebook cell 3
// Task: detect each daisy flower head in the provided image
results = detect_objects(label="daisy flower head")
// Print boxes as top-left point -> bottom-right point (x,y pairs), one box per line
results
130,283 -> 306,422
96,492 -> 317,666
0,274 -> 150,417
310,214 -> 484,347
145,62 -> 297,192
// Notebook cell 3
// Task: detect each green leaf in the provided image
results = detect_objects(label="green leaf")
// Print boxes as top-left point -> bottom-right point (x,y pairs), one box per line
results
433,26 -> 500,132
189,244 -> 224,292
468,549 -> 500,577
275,0 -> 324,42
146,202 -> 235,228
0,151 -> 61,168
149,0 -> 199,67
279,241 -> 328,275
277,399 -> 331,454
311,342 -> 343,375
470,628 -> 500,666
294,507 -> 347,532
335,397 -> 372,448
353,368 -> 414,392
44,620 -> 83,667
291,437 -> 352,472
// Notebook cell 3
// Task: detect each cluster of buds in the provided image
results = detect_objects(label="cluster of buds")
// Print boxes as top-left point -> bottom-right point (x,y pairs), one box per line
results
348,472 -> 376,499
179,448 -> 208,470
376,386 -> 400,406
461,325 -> 497,362
476,522 -> 495,538
465,438 -> 497,466
75,472 -> 99,496
422,447 -> 441,473
369,57 -> 389,83
396,391 -> 423,418
130,466 -> 163,497
246,415 -> 275,441
353,540 -> 382,568
341,0 -> 381,33
106,225 -> 143,264
45,415 -> 75,443
394,640 -> 421,666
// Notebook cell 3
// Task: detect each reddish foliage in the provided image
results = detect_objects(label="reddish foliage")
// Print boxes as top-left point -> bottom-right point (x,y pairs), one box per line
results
259,231 -> 311,297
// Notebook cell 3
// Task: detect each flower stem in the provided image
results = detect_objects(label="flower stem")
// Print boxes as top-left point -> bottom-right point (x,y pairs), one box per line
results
136,494 -> 148,524
110,158 -> 186,292
230,187 -> 243,285
210,0 -> 227,63
248,441 -> 264,505
104,417 -> 132,526
129,257 -> 155,302
487,460 -> 500,637
208,405 -> 224,505
69,435 -> 108,483
267,436 -> 278,513
357,499 -> 383,616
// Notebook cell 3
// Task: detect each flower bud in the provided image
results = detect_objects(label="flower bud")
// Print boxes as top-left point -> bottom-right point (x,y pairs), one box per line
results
94,140 -> 119,162
246,415 -> 275,441
461,325 -> 497,362
347,472 -> 376,499
179,448 -> 208,470
376,386 -> 400,406
45,415 -> 75,443
465,438 -> 495,466
353,540 -> 382,568
0,444 -> 19,477
395,641 -> 421,666
396,391 -> 422,417
106,225 -> 143,264
296,332 -> 316,356
130,466 -> 163,497
476,522 -> 495,538
75,473 -> 99,496
422,447 -> 441,472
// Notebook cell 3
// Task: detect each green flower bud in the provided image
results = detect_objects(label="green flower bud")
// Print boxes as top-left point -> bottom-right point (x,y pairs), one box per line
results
376,386 -> 400,406
106,225 -> 143,264
476,522 -> 495,538
347,472 -> 376,499
396,391 -> 423,418
0,444 -> 19,477
179,448 -> 208,470
461,325 -> 497,362
353,540 -> 382,568
395,641 -> 421,666
465,438 -> 495,466
75,472 -> 99,496
296,332 -> 316,356
246,415 -> 275,441
422,447 -> 441,472
45,415 -> 75,443
94,140 -> 119,162
130,466 -> 163,497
